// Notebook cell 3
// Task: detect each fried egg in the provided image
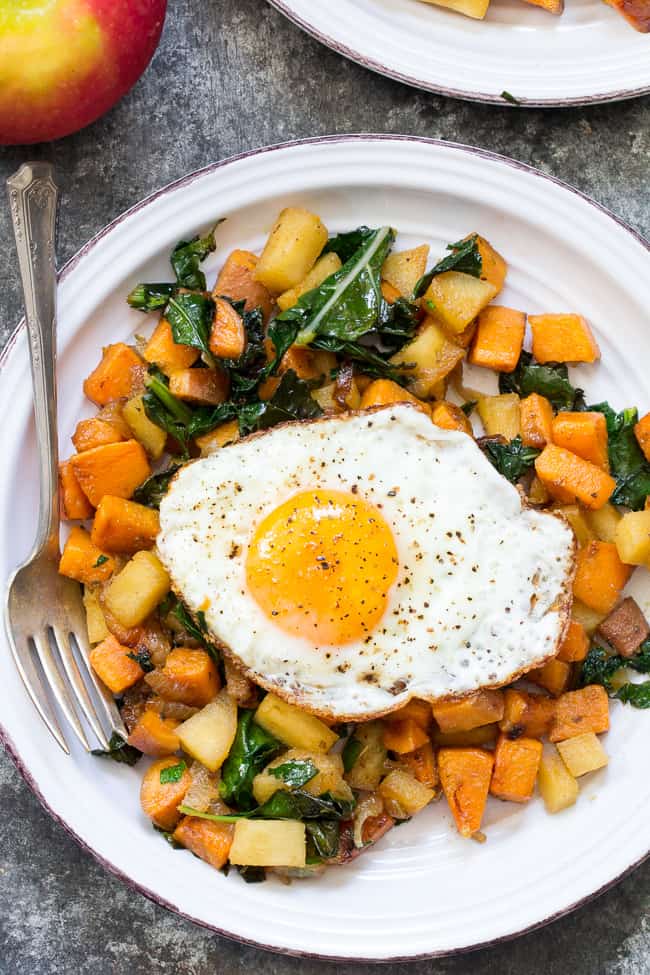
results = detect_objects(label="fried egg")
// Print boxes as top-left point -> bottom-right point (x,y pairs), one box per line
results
157,405 -> 576,720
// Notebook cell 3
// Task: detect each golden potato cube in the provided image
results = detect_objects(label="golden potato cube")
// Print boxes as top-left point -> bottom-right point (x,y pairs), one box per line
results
615,510 -> 650,566
556,733 -> 608,778
537,747 -> 579,813
381,245 -> 429,297
276,252 -> 342,311
195,420 -> 240,455
423,271 -> 498,334
379,769 -> 435,816
390,319 -> 465,399
345,721 -> 387,790
418,0 -> 490,17
83,585 -> 109,644
255,694 -> 338,753
477,393 -> 521,440
253,748 -> 350,805
553,504 -> 594,547
255,208 -> 328,294
103,550 -> 170,628
122,395 -> 167,460
571,599 -> 606,636
229,819 -> 306,868
584,504 -> 622,544
177,691 -> 237,772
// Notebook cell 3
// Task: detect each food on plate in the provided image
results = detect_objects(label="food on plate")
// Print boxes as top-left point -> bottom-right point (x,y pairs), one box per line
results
417,0 -> 648,29
58,207 -> 650,883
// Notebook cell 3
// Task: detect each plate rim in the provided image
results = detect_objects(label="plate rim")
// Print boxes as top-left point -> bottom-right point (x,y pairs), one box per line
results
265,0 -> 650,107
1,133 -> 649,962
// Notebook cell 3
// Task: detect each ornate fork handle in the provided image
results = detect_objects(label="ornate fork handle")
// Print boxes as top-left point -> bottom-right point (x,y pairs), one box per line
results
7,163 -> 60,558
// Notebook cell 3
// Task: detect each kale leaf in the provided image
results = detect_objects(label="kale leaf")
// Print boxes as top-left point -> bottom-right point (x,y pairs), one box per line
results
171,224 -> 220,290
222,304 -> 268,398
133,465 -> 180,509
180,790 -> 355,822
235,370 -> 322,436
309,335 -> 409,384
219,710 -> 282,810
322,226 -> 375,263
306,820 -> 340,860
237,866 -> 266,883
268,759 -> 318,789
342,736 -> 363,773
91,732 -> 142,766
413,234 -> 482,299
500,351 -> 586,411
126,649 -> 154,673
590,403 -> 650,510
127,283 -> 175,312
579,643 -> 650,709
480,436 -> 540,483
143,367 -> 194,454
614,682 -> 650,708
579,645 -> 625,691
159,760 -> 187,784
165,292 -> 215,360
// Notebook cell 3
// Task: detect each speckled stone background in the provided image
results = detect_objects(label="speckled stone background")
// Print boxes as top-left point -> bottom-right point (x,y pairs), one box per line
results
1,1 -> 649,972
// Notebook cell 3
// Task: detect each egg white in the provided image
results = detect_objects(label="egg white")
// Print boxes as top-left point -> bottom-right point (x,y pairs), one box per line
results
157,405 -> 575,720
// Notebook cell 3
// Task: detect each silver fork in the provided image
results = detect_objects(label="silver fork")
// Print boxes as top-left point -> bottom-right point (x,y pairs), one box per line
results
5,162 -> 127,755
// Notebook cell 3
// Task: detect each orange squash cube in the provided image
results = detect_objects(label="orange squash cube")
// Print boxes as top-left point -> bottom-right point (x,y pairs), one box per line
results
143,318 -> 200,373
168,367 -> 229,406
83,343 -> 145,406
380,280 -> 401,304
527,658 -> 572,697
520,394 -> 554,449
173,816 -> 234,870
534,444 -> 615,510
430,401 -> 473,435
127,710 -> 180,756
573,540 -> 632,615
147,648 -> 220,708
476,235 -> 507,293
634,412 -> 650,463
490,734 -> 543,802
549,685 -> 610,742
529,314 -> 600,364
213,249 -> 273,321
59,461 -> 94,521
91,496 -> 160,554
390,698 -> 432,729
359,379 -> 430,416
499,689 -> 556,739
209,297 -> 247,359
401,742 -> 438,790
140,757 -> 192,830
70,440 -> 151,507
432,690 -> 504,733
89,633 -> 144,695
557,619 -> 589,663
383,717 -> 430,754
469,306 -> 525,373
438,747 -> 494,838
551,412 -> 609,471
72,416 -> 125,453
59,526 -> 116,584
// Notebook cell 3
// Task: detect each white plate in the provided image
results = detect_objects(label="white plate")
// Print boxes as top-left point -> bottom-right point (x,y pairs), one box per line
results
267,0 -> 650,106
1,136 -> 649,961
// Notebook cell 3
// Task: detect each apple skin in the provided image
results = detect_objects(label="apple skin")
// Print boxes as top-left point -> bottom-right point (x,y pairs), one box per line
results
0,0 -> 167,145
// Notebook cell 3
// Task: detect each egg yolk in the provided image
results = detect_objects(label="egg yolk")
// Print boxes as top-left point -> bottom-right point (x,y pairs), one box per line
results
246,489 -> 399,645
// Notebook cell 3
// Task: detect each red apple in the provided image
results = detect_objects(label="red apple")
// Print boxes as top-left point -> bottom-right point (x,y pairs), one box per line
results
0,0 -> 167,145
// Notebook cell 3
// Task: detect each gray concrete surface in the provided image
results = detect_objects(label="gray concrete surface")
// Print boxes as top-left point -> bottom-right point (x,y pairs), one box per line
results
1,1 -> 649,972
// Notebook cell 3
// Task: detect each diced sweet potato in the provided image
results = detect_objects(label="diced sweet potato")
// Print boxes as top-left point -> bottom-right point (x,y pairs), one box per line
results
597,597 -> 650,657
499,690 -> 555,739
83,343 -> 145,406
603,0 -> 649,31
146,648 -> 220,708
573,541 -> 632,615
430,401 -> 472,435
209,297 -> 246,359
551,412 -> 609,471
529,314 -> 600,364
89,633 -> 144,695
389,698 -> 432,728
59,461 -> 94,521
401,742 -> 438,790
168,367 -> 229,406
519,0 -> 564,13
615,510 -> 650,566
549,685 -> 610,742
557,619 -> 589,663
438,747 -> 494,837
534,444 -> 615,510
213,249 -> 273,320
433,690 -> 504,733
520,394 -> 554,449
140,757 -> 192,830
143,318 -> 200,373
279,346 -> 323,382
634,412 -> 650,462
172,816 -> 234,870
91,496 -> 160,554
195,420 -> 240,454
127,709 -> 180,756
70,440 -> 151,507
359,378 -> 430,416
490,734 -> 543,803
383,718 -> 430,754
72,417 -> 124,453
59,526 -> 116,584
469,306 -> 525,373
475,235 -> 507,292
381,280 -> 401,304
528,658 -> 572,697
432,724 -> 498,748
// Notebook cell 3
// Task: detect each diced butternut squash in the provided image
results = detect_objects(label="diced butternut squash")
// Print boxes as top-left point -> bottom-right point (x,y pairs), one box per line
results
401,742 -> 438,791
83,343 -> 144,406
537,747 -> 579,813
379,768 -> 434,816
360,378 -> 430,417
147,648 -> 220,708
556,732 -> 608,777
103,550 -> 170,628
83,585 -> 109,644
143,318 -> 200,373
520,394 -> 554,449
229,819 -> 306,868
89,633 -> 143,694
418,0 -> 490,19
279,346 -> 325,382
433,690 -> 504,733
59,526 -> 115,584
572,599 -> 606,636
127,710 -> 180,756
557,619 -> 589,663
519,0 -> 564,13
389,319 -> 465,399
469,306 -> 525,373
430,401 -> 472,435
213,249 -> 273,320
528,658 -> 572,697
140,757 -> 192,830
344,721 -> 387,791
573,541 -> 632,614
277,252 -> 342,311
389,698 -> 432,729
551,412 -> 609,471
173,816 -> 233,869
432,724 -> 498,748
383,718 -> 429,754
122,395 -> 166,460
634,412 -> 650,463
438,747 -> 494,837
381,245 -> 430,298
91,495 -> 160,554
422,271 -> 498,334
534,444 -> 615,510
176,691 -> 238,771
195,420 -> 240,454
552,504 -> 593,547
490,734 -> 543,803
476,235 -> 507,292
529,314 -> 600,364
70,440 -> 151,508
499,690 -> 555,739
255,208 -> 328,294
381,280 -> 401,304
615,510 -> 650,566
603,0 -> 649,31
584,504 -> 621,544
72,416 -> 124,453
168,367 -> 229,406
549,685 -> 610,742
477,393 -> 521,440
59,461 -> 94,521
209,297 -> 246,359
254,693 -> 338,752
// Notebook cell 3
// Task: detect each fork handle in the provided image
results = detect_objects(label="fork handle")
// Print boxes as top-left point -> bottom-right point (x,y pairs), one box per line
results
7,163 -> 60,556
